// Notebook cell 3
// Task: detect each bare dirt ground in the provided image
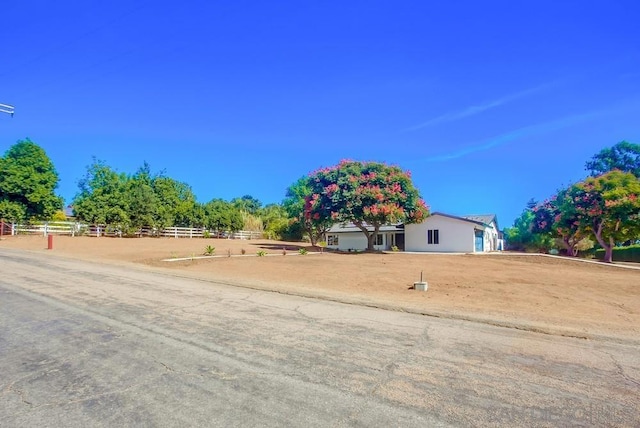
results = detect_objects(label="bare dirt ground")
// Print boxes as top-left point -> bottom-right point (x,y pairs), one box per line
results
2,235 -> 639,342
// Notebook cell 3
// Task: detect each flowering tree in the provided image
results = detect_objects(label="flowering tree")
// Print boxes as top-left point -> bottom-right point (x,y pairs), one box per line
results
569,170 -> 640,263
283,176 -> 334,245
532,188 -> 589,256
306,160 -> 429,251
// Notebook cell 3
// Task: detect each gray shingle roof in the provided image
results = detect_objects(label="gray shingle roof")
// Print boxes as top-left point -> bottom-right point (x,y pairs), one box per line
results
462,214 -> 498,229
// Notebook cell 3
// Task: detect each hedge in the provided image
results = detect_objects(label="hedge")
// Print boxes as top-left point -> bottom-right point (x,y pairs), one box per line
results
594,245 -> 640,263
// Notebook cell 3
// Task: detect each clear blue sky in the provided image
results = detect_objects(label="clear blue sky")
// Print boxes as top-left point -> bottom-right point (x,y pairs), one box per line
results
1,1 -> 639,229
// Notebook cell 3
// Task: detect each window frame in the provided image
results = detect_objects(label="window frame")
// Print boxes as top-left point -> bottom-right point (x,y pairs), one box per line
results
427,229 -> 440,245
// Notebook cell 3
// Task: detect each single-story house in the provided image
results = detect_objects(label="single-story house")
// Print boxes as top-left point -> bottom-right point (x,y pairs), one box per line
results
325,223 -> 405,252
325,213 -> 503,253
405,213 -> 502,252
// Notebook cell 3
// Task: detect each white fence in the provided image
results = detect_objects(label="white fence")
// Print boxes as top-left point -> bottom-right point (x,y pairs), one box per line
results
3,221 -> 263,240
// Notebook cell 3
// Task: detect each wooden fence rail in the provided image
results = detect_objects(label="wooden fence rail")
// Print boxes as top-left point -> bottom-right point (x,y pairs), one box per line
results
5,221 -> 263,240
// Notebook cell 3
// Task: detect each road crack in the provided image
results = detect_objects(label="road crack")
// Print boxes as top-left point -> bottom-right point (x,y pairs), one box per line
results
606,352 -> 640,388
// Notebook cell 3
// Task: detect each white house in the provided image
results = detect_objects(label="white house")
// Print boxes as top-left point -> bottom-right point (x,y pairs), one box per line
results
325,213 -> 502,253
325,223 -> 405,252
404,213 -> 501,253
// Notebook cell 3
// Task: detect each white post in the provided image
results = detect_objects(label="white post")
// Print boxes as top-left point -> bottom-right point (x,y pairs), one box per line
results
44,222 -> 48,237
12,223 -> 16,236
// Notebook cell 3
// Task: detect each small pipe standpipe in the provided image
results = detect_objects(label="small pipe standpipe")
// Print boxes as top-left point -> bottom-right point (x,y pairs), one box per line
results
414,270 -> 428,291
47,234 -> 53,250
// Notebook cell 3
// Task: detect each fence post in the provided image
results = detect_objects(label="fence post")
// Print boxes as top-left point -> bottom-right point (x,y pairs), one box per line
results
12,223 -> 16,236
44,222 -> 48,237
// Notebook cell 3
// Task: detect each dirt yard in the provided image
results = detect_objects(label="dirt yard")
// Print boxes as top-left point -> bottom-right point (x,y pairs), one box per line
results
2,235 -> 639,342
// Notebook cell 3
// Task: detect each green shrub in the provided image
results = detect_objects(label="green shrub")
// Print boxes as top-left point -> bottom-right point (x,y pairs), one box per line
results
257,250 -> 267,257
203,245 -> 215,256
298,248 -> 308,255
594,245 -> 640,262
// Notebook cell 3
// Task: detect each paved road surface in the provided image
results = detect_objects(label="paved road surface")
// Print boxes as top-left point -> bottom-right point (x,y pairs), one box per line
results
1,249 -> 638,426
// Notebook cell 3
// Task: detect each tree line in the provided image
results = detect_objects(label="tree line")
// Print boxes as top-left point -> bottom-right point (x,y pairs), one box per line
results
505,141 -> 640,262
0,139 -> 294,238
1,140 -> 429,248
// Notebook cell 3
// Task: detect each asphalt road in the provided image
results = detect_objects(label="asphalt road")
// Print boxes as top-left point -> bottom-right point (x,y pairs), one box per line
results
1,249 -> 638,427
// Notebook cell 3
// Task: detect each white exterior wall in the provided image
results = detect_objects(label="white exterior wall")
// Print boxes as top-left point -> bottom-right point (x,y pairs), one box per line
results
405,215 -> 477,252
483,221 -> 499,251
327,232 -> 387,251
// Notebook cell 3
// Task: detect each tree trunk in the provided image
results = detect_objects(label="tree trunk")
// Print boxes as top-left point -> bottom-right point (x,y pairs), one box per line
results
366,233 -> 375,251
592,221 -> 613,263
562,237 -> 578,257
354,221 -> 379,252
603,245 -> 613,264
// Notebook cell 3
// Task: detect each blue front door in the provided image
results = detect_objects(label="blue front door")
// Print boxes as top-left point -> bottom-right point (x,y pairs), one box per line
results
474,230 -> 484,252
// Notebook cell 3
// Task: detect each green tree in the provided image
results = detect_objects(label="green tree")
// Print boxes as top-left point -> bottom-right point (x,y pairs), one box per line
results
231,195 -> 262,214
0,200 -> 26,222
569,170 -> 640,263
585,141 -> 640,178
127,162 -> 158,231
0,139 -> 63,220
532,189 -> 589,256
504,200 -> 554,252
259,203 -> 290,240
283,176 -> 331,244
72,159 -> 130,227
305,160 -> 429,251
203,199 -> 243,233
153,176 -> 200,228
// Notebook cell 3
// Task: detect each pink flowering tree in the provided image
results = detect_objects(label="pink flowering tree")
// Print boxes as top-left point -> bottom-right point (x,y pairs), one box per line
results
306,160 -> 429,251
569,170 -> 640,263
532,188 -> 589,257
283,176 -> 334,246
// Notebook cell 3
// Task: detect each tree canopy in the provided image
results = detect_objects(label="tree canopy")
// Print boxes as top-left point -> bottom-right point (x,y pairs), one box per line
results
585,141 -> 640,178
73,159 -> 130,227
72,159 -> 261,235
504,201 -> 554,253
0,139 -> 63,221
532,189 -> 590,256
569,170 -> 640,262
283,176 -> 332,245
304,160 -> 429,250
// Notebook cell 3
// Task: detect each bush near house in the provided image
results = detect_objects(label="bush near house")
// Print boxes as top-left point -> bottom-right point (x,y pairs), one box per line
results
594,245 -> 640,263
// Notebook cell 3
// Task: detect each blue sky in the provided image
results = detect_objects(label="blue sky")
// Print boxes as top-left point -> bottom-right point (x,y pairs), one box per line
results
1,1 -> 639,229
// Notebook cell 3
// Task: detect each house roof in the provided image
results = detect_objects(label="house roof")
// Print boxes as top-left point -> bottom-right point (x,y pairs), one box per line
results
462,214 -> 498,230
430,212 -> 486,228
430,212 -> 499,230
328,222 -> 404,233
327,213 -> 500,233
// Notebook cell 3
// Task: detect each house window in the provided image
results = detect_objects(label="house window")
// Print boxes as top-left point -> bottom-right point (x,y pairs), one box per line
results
327,234 -> 339,246
374,234 -> 383,246
427,229 -> 439,245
